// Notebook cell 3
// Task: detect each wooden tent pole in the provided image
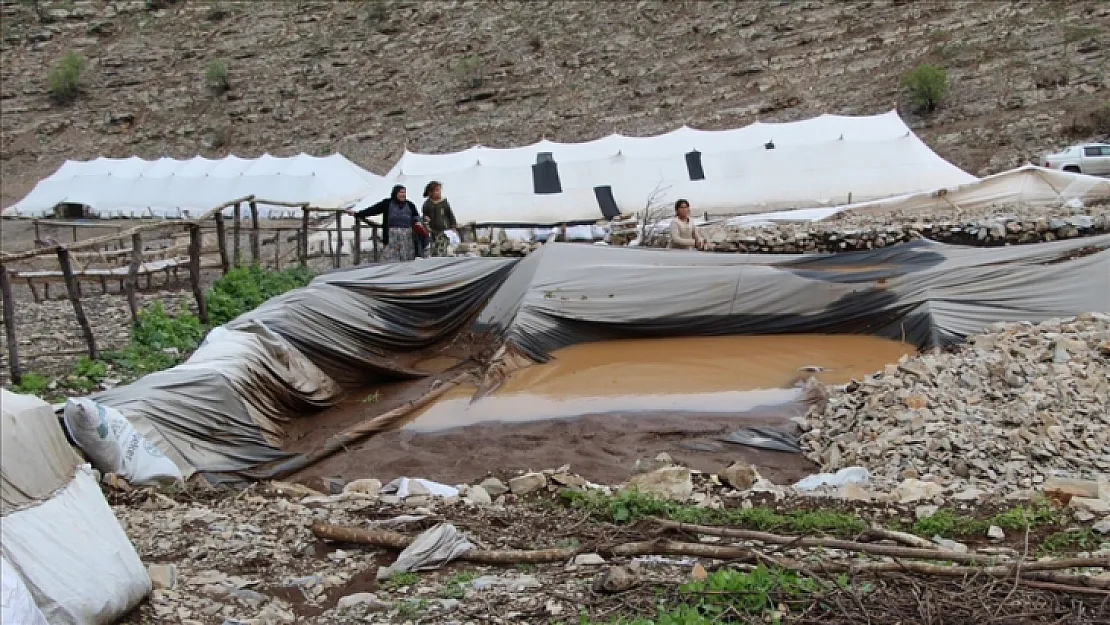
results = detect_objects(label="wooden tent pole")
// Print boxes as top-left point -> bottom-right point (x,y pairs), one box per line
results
214,211 -> 230,275
233,201 -> 242,266
126,232 -> 142,324
188,224 -> 208,324
249,199 -> 261,266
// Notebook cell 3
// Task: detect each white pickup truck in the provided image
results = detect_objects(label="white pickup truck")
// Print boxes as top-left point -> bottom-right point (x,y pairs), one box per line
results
1034,143 -> 1110,176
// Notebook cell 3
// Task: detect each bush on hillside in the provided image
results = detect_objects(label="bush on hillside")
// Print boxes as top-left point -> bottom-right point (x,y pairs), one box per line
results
901,64 -> 948,112
206,59 -> 230,92
47,51 -> 86,104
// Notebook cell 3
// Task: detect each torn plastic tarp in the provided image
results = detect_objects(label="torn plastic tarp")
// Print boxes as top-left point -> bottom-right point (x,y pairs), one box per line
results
377,523 -> 474,578
719,427 -> 801,453
474,237 -> 1110,366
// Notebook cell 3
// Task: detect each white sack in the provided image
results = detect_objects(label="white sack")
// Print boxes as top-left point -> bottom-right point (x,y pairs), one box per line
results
63,398 -> 183,486
382,477 -> 459,499
794,467 -> 871,491
1,466 -> 151,624
1,556 -> 48,625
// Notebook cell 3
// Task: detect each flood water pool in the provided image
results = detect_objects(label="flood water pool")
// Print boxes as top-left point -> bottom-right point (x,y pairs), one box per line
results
403,334 -> 915,432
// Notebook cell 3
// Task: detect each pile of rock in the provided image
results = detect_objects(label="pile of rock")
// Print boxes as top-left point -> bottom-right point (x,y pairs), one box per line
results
700,209 -> 1110,254
800,314 -> 1110,503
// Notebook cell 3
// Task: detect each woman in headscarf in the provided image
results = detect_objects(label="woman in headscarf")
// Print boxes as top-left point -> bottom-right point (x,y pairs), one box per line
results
667,198 -> 703,250
421,181 -> 458,257
350,184 -> 423,262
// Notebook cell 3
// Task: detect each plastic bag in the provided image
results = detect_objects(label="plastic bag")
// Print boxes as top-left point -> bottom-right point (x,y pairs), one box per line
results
1,557 -> 48,625
62,398 -> 183,486
794,467 -> 870,491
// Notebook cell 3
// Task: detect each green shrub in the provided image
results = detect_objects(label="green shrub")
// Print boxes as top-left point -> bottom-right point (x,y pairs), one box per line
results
205,59 -> 229,92
47,51 -> 86,103
11,372 -> 50,396
901,63 -> 948,112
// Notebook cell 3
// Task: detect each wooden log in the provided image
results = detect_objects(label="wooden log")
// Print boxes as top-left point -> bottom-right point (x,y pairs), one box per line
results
353,218 -> 362,265
372,223 -> 380,262
57,248 -> 98,359
188,224 -> 208,324
249,199 -> 261,266
233,201 -> 242,266
300,207 -> 310,266
334,212 -> 343,269
0,265 -> 22,385
214,212 -> 230,275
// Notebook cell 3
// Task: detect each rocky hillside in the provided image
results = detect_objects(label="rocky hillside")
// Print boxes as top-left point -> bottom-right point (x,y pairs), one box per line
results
1,0 -> 1108,208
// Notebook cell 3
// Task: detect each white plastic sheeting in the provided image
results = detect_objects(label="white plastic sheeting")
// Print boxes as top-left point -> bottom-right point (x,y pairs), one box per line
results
3,153 -> 381,218
1,390 -> 150,624
1,556 -> 49,625
351,110 -> 975,225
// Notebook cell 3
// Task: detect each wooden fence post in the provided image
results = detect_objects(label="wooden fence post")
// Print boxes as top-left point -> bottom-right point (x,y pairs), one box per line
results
233,201 -> 242,266
57,247 -> 98,360
126,232 -> 142,324
373,224 -> 380,262
249,199 -> 261,266
273,229 -> 281,270
188,224 -> 208,324
334,212 -> 343,269
0,264 -> 22,385
353,218 -> 362,266
300,207 -> 310,266
214,212 -> 230,275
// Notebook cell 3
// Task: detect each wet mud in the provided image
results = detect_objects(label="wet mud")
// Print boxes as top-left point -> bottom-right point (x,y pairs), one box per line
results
286,334 -> 913,487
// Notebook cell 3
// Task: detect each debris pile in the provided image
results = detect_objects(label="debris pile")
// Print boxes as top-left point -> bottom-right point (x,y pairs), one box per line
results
801,314 -> 1110,499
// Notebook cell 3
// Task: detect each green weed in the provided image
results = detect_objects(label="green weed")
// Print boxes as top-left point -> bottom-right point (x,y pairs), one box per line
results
1039,529 -> 1101,555
395,598 -> 429,619
362,391 -> 381,404
48,51 -> 86,103
11,372 -> 50,395
205,58 -> 229,92
383,571 -> 418,590
440,571 -> 477,599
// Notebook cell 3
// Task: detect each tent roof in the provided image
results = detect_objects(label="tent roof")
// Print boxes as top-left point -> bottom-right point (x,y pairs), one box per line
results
353,110 -> 976,225
3,153 -> 381,218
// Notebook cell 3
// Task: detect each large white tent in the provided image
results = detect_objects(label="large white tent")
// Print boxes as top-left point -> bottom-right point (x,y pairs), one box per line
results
3,153 -> 381,219
349,109 -> 976,226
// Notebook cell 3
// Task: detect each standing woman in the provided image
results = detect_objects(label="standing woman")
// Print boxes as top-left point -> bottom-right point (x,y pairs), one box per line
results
667,199 -> 703,250
350,184 -> 422,262
421,181 -> 458,257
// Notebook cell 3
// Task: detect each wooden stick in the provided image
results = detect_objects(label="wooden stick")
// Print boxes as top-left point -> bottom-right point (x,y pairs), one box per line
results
57,248 -> 98,359
334,212 -> 343,269
0,265 -> 22,385
214,212 -> 230,275
300,206 -> 310,267
273,228 -> 281,270
653,519 -> 998,565
188,225 -> 208,324
26,278 -> 39,304
861,525 -> 936,549
249,200 -> 261,266
311,522 -> 581,564
353,218 -> 362,266
373,223 -> 380,262
126,233 -> 142,324
233,201 -> 242,267
610,539 -> 757,562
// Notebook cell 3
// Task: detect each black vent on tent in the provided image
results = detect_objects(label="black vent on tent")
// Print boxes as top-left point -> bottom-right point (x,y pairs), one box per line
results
594,186 -> 620,219
532,154 -> 562,194
685,150 -> 705,181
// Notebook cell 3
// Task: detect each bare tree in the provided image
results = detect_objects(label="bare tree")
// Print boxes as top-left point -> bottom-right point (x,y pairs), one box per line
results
637,181 -> 672,248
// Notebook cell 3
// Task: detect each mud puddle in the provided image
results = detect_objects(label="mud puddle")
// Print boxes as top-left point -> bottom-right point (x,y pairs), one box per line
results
404,334 -> 915,432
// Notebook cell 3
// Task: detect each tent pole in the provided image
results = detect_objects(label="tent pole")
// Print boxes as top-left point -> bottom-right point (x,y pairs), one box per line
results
334,211 -> 343,269
373,224 -> 380,262
57,247 -> 98,360
273,229 -> 281,270
0,264 -> 22,385
353,218 -> 362,266
300,206 -> 310,267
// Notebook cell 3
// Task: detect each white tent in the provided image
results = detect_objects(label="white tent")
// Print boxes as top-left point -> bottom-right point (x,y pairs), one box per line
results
349,109 -> 976,226
1,389 -> 150,623
3,153 -> 381,219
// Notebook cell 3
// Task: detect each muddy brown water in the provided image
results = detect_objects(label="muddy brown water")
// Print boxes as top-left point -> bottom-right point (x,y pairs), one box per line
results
288,334 -> 914,487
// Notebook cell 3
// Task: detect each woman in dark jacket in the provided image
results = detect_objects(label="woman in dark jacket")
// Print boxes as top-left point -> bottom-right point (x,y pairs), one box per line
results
350,184 -> 424,262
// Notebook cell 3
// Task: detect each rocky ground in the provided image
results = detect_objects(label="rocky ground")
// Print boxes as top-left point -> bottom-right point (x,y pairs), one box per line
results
2,0 -> 1109,208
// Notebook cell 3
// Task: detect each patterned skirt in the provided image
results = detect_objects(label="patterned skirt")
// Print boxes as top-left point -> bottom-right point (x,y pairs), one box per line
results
429,233 -> 452,257
383,227 -> 417,263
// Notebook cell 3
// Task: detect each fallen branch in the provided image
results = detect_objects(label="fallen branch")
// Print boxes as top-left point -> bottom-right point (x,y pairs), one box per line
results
311,521 -> 580,564
653,518 -> 999,565
861,525 -> 936,549
803,560 -> 1110,594
609,539 -> 757,562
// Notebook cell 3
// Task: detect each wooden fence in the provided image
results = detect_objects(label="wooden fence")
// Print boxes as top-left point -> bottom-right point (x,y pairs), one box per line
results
0,197 -> 381,385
